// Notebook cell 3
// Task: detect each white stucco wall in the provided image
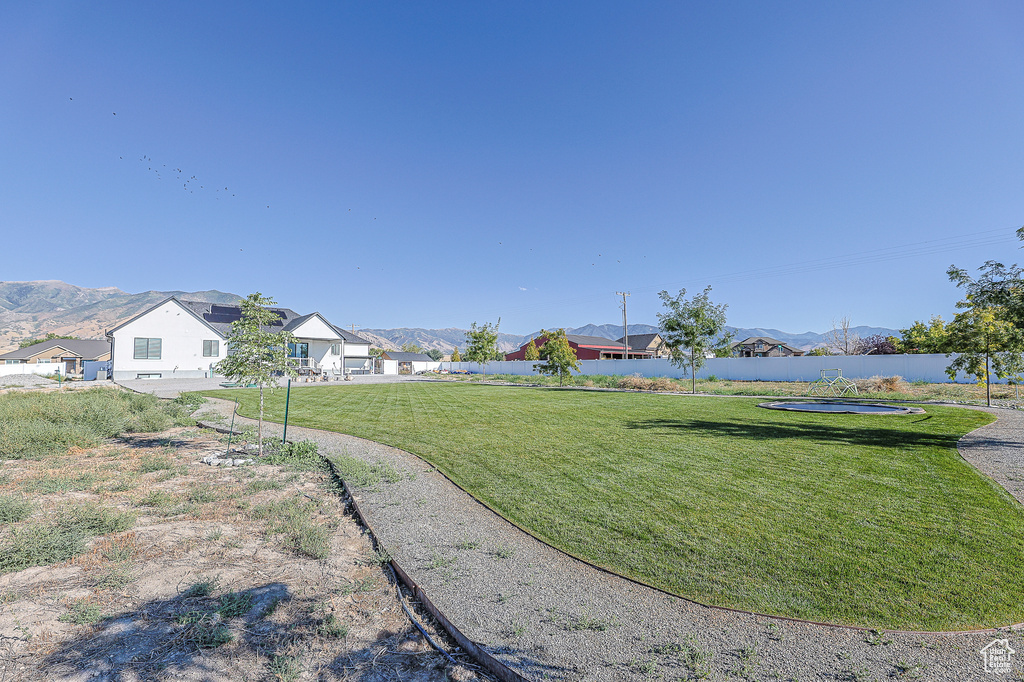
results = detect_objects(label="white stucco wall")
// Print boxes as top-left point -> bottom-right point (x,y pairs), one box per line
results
110,300 -> 225,380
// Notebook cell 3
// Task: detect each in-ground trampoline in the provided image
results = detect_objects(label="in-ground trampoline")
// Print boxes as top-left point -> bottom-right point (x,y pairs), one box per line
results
758,401 -> 925,415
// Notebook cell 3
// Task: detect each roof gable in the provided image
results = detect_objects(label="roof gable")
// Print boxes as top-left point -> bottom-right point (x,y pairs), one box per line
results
107,297 -> 225,338
284,313 -> 342,340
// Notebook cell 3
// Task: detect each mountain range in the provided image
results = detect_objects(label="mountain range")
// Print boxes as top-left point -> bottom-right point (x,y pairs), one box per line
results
0,281 -> 899,353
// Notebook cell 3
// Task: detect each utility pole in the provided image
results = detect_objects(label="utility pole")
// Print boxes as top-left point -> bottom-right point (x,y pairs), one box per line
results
348,323 -> 359,333
616,292 -> 630,359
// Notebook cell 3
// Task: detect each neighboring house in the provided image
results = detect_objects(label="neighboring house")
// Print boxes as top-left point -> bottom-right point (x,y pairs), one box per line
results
505,334 -> 652,361
105,297 -> 372,380
381,351 -> 435,375
616,333 -> 670,359
0,339 -> 111,375
731,336 -> 805,358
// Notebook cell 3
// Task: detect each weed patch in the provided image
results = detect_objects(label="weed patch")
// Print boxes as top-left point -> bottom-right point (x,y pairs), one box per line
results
0,495 -> 33,524
59,598 -> 105,625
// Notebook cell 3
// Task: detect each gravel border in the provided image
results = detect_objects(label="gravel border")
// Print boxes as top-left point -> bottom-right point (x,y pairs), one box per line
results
188,392 -> 1024,681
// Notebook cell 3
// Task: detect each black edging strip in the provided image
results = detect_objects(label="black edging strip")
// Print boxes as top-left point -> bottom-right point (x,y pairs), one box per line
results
323,457 -> 528,682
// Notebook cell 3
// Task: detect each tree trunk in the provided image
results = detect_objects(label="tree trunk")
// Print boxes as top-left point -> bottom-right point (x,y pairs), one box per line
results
258,385 -> 265,457
691,345 -> 696,394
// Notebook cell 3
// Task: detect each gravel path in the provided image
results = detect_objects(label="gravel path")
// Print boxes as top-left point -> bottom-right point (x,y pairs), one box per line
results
192,396 -> 1024,681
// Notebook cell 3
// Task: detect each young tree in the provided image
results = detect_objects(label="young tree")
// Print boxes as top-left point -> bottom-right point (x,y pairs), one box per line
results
425,348 -> 444,361
658,286 -> 731,394
823,316 -> 860,355
464,320 -> 502,372
945,231 -> 1024,405
535,329 -> 579,386
451,346 -> 461,362
401,342 -> 425,353
945,305 -> 1021,406
214,293 -> 297,456
523,338 -> 540,361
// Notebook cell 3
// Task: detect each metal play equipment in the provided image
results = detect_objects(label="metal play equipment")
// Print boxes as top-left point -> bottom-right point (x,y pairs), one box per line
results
807,368 -> 859,397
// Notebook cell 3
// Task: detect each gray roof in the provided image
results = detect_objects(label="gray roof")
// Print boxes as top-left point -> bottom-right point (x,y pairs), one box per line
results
564,334 -> 627,348
178,300 -> 369,343
0,338 -> 110,361
383,352 -> 433,362
616,333 -> 662,348
731,336 -> 801,352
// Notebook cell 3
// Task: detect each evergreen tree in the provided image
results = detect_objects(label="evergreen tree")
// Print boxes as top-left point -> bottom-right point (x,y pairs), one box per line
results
523,338 -> 540,361
451,346 -> 461,362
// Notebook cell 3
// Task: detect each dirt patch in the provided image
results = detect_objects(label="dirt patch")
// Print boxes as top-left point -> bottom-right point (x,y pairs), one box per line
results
0,426 -> 477,681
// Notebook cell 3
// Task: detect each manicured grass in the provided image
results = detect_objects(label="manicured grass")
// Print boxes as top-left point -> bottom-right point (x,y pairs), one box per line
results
208,383 -> 1024,630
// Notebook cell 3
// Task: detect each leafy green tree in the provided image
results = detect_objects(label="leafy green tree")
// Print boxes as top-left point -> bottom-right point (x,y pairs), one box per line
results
523,338 -> 540,361
658,286 -> 732,394
945,306 -> 1022,406
535,329 -> 580,386
451,346 -> 461,362
214,293 -> 297,455
401,342 -> 425,354
897,316 -> 949,354
464,320 -> 502,372
425,349 -> 444,361
945,230 -> 1024,406
368,347 -> 385,359
806,346 -> 832,356
19,333 -> 78,349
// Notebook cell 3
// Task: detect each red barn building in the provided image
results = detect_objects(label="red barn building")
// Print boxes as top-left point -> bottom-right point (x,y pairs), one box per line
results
505,334 -> 653,361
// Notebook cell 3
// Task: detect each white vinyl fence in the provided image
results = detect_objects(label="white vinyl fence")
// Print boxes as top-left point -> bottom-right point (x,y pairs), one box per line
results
0,363 -> 65,377
443,354 -> 991,384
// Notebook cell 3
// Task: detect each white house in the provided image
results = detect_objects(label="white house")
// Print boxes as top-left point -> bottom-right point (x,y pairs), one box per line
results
106,297 -> 372,381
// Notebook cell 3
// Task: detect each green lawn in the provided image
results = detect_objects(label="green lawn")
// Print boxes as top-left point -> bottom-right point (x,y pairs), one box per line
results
208,382 -> 1024,630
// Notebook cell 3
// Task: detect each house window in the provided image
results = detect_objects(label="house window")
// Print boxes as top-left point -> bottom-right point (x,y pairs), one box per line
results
134,337 -> 162,360
203,340 -> 219,357
37,359 -> 53,363
287,342 -> 308,358
755,343 -> 764,350
330,343 -> 341,355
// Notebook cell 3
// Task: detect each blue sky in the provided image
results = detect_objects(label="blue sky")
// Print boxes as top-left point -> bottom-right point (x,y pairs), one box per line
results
2,2 -> 1023,335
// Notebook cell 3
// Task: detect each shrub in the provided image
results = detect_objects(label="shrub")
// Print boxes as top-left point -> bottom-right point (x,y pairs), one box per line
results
857,375 -> 906,393
261,440 -> 323,470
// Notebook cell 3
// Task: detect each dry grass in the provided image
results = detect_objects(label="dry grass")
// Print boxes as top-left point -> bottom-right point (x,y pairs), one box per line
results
0,421 -> 470,681
856,375 -> 907,393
